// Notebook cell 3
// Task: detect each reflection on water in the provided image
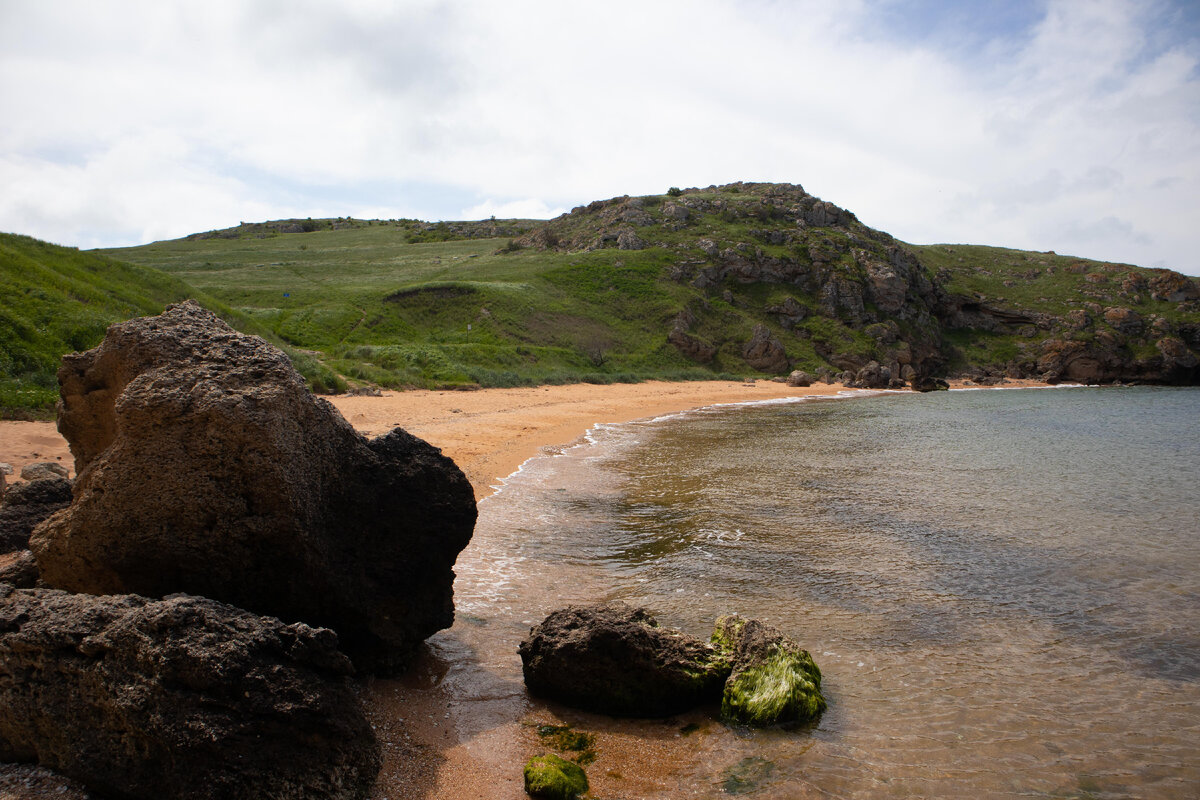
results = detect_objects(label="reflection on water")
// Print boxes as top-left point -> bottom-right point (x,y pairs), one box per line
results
450,386 -> 1200,799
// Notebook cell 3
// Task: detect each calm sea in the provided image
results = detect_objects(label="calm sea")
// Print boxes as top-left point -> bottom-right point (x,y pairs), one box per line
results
448,386 -> 1200,799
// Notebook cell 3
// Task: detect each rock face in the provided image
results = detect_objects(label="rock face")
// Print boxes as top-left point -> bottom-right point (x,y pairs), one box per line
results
31,301 -> 476,673
742,324 -> 790,373
518,603 -> 728,717
0,478 -> 72,555
0,585 -> 380,800
712,615 -> 826,726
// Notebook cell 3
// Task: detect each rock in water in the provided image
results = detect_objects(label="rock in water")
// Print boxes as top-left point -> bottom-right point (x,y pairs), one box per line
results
712,615 -> 826,726
0,585 -> 380,800
518,603 -> 728,717
523,754 -> 589,800
31,301 -> 476,673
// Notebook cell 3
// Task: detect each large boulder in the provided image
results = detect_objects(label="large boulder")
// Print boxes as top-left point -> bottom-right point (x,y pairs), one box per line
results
711,615 -> 826,726
0,585 -> 380,800
0,477 -> 73,555
31,301 -> 476,673
519,603 -> 728,717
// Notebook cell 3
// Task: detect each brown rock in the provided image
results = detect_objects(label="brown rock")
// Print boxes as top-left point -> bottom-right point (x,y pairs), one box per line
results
742,324 -> 789,373
0,585 -> 380,800
32,301 -> 476,674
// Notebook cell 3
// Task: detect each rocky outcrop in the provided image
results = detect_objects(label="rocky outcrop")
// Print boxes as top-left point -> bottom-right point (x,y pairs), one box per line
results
0,478 -> 72,555
668,308 -> 717,363
0,585 -> 380,800
785,370 -> 813,387
518,603 -> 728,717
742,324 -> 789,373
711,615 -> 826,726
32,301 -> 476,673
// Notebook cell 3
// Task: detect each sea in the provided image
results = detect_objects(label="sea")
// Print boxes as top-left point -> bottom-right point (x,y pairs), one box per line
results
443,385 -> 1200,799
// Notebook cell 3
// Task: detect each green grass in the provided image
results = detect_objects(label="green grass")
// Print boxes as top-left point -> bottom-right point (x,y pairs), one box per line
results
0,232 -> 343,417
100,216 -> 801,390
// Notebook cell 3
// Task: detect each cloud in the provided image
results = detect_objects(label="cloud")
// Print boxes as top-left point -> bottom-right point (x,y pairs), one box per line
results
1,0 -> 1198,273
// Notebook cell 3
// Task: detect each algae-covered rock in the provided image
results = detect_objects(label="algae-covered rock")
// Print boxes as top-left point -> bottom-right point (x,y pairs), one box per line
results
523,754 -> 588,800
712,615 -> 826,726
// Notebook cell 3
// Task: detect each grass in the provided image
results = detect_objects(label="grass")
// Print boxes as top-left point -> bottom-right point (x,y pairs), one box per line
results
0,232 -> 342,417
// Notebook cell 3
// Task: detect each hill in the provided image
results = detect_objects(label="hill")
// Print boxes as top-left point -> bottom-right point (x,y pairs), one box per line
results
102,182 -> 1200,391
0,233 -> 341,417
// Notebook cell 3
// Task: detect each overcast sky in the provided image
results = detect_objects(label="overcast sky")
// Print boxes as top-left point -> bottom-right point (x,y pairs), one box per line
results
2,0 -> 1198,274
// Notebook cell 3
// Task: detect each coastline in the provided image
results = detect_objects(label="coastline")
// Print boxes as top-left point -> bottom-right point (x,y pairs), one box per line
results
0,377 -> 1059,799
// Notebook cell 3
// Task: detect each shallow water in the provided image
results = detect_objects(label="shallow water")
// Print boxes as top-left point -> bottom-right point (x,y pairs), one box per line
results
448,386 -> 1200,799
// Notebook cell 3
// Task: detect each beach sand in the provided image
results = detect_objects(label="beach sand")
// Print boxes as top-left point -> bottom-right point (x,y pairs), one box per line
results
0,377 -> 1045,798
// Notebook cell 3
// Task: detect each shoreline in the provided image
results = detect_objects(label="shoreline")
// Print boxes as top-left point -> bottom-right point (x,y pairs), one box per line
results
0,378 -> 1055,497
0,377 -> 1058,799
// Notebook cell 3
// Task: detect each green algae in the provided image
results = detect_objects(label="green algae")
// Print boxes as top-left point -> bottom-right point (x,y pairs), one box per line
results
537,724 -> 597,766
523,753 -> 589,800
721,646 -> 826,726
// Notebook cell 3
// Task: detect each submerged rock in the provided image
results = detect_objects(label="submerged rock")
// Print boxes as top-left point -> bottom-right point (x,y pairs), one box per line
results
522,754 -> 588,800
518,603 -> 728,717
0,585 -> 380,800
712,615 -> 826,726
32,301 -> 476,673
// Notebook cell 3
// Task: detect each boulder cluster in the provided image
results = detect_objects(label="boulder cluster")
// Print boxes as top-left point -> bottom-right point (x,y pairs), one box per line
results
0,302 -> 478,800
519,603 -> 825,727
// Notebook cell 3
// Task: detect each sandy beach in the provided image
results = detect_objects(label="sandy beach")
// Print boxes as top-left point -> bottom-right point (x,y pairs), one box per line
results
0,377 -> 1048,799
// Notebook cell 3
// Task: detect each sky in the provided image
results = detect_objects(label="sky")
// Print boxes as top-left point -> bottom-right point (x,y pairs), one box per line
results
2,0 -> 1198,274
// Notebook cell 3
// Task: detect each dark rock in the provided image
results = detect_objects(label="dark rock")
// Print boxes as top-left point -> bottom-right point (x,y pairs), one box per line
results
849,361 -> 890,389
18,462 -> 68,482
0,585 -> 380,800
742,324 -> 789,373
31,301 -> 476,674
518,603 -> 728,717
711,615 -> 826,726
0,550 -> 38,588
912,376 -> 950,392
0,477 -> 72,555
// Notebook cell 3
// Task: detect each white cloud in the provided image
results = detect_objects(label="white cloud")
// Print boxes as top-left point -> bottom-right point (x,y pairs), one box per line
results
1,0 -> 1197,273
460,198 -> 565,221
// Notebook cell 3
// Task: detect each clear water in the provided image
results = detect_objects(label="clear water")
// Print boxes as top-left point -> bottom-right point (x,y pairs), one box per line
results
450,386 -> 1200,799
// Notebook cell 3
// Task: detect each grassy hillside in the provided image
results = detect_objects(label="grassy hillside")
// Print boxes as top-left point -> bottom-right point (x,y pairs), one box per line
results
101,184 -> 1200,391
102,217 -> 747,389
913,243 -> 1200,379
0,233 -> 342,417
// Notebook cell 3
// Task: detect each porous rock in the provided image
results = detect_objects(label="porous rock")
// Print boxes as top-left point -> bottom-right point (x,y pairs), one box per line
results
31,301 -> 476,673
19,462 -> 69,482
0,477 -> 72,555
0,550 -> 38,588
712,615 -> 826,726
518,603 -> 727,717
785,370 -> 813,387
0,585 -> 380,800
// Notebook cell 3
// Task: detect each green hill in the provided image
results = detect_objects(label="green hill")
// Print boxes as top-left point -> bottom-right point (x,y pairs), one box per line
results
102,184 -> 1200,392
5,182 -> 1197,417
0,233 -> 341,417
